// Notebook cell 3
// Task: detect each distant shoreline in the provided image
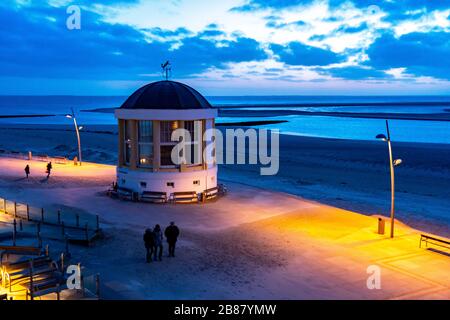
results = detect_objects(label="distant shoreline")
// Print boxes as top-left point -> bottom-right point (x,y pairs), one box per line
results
80,107 -> 450,121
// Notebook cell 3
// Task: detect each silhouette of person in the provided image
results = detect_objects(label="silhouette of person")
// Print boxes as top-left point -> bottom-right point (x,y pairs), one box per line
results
143,228 -> 155,263
165,221 -> 180,257
24,165 -> 30,179
46,162 -> 52,178
153,224 -> 163,261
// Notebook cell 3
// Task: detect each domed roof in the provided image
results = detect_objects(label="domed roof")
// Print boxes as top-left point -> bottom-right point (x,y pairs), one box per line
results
120,80 -> 213,110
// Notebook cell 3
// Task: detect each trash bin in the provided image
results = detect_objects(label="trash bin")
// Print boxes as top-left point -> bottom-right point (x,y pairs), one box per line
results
378,218 -> 385,235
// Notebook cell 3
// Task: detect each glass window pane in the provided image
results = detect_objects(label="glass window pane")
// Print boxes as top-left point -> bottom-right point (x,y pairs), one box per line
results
160,121 -> 179,143
139,144 -> 153,168
139,121 -> 153,143
160,145 -> 175,166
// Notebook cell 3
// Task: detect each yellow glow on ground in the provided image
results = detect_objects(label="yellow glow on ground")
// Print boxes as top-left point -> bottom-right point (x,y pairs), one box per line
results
0,157 -> 448,299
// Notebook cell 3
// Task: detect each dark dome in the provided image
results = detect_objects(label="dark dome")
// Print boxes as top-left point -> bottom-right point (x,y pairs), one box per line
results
120,80 -> 213,109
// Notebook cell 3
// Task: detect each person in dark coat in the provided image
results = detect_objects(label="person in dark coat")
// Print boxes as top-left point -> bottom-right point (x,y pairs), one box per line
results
143,228 -> 154,263
46,162 -> 52,178
164,221 -> 180,257
153,224 -> 163,261
24,165 -> 30,179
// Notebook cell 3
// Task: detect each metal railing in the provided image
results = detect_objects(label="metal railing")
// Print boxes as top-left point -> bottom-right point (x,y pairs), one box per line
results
0,149 -> 68,164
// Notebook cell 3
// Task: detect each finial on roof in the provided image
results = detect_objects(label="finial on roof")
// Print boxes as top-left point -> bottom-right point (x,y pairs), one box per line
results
161,61 -> 171,80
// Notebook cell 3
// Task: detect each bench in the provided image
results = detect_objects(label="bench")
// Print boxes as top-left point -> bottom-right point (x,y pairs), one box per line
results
218,183 -> 227,196
140,191 -> 167,203
2,257 -> 59,292
420,234 -> 450,251
54,156 -> 67,164
24,276 -> 64,300
0,245 -> 44,267
117,187 -> 133,201
172,191 -> 198,204
203,187 -> 218,201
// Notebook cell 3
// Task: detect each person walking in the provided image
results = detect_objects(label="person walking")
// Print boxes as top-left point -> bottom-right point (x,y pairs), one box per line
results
165,221 -> 180,257
153,224 -> 163,261
46,162 -> 52,178
24,165 -> 30,179
143,228 -> 155,263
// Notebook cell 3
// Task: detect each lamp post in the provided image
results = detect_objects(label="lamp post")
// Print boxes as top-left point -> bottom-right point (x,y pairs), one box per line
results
65,108 -> 83,166
376,120 -> 402,238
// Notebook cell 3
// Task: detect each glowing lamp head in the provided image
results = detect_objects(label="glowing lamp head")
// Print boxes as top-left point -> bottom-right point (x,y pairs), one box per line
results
376,134 -> 387,141
393,159 -> 402,166
65,114 -> 73,119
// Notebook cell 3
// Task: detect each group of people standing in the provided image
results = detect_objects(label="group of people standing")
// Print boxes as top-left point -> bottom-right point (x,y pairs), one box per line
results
143,222 -> 180,263
24,162 -> 53,179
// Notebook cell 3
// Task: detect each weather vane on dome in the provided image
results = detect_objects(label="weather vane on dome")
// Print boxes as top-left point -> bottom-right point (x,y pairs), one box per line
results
161,61 -> 171,80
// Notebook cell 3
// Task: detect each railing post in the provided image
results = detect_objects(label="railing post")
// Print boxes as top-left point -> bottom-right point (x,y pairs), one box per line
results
41,208 -> 44,222
60,252 -> 65,271
38,233 -> 42,248
13,219 -> 17,246
96,274 -> 100,299
57,210 -> 61,224
19,219 -> 23,231
78,263 -> 84,297
65,235 -> 70,257
45,244 -> 49,256
29,259 -> 34,300
14,202 -> 17,218
3,198 -> 6,213
76,214 -> 80,228
96,215 -> 99,231
26,204 -> 30,221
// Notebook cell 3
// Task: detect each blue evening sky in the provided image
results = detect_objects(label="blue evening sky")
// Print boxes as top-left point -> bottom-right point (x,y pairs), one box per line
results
1,0 -> 449,95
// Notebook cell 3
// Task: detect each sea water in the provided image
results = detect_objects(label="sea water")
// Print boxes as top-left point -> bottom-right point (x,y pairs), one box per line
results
0,95 -> 449,144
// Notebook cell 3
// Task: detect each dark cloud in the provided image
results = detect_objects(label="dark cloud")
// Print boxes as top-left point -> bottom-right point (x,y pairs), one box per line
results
0,4 -> 267,81
366,32 -> 450,80
270,42 -> 344,66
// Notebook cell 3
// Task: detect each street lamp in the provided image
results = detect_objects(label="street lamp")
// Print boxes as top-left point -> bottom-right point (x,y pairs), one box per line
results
376,120 -> 402,238
65,108 -> 83,166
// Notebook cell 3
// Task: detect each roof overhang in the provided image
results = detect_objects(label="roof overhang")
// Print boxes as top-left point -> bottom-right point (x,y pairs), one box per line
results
115,108 -> 217,120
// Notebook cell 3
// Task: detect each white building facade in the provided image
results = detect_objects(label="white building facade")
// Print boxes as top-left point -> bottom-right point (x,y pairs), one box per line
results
114,80 -> 218,199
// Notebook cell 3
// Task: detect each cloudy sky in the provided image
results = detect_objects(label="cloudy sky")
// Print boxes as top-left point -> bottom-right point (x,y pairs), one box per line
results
1,0 -> 449,95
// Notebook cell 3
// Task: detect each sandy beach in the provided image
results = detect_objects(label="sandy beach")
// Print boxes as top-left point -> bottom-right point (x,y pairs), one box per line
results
0,123 -> 449,238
